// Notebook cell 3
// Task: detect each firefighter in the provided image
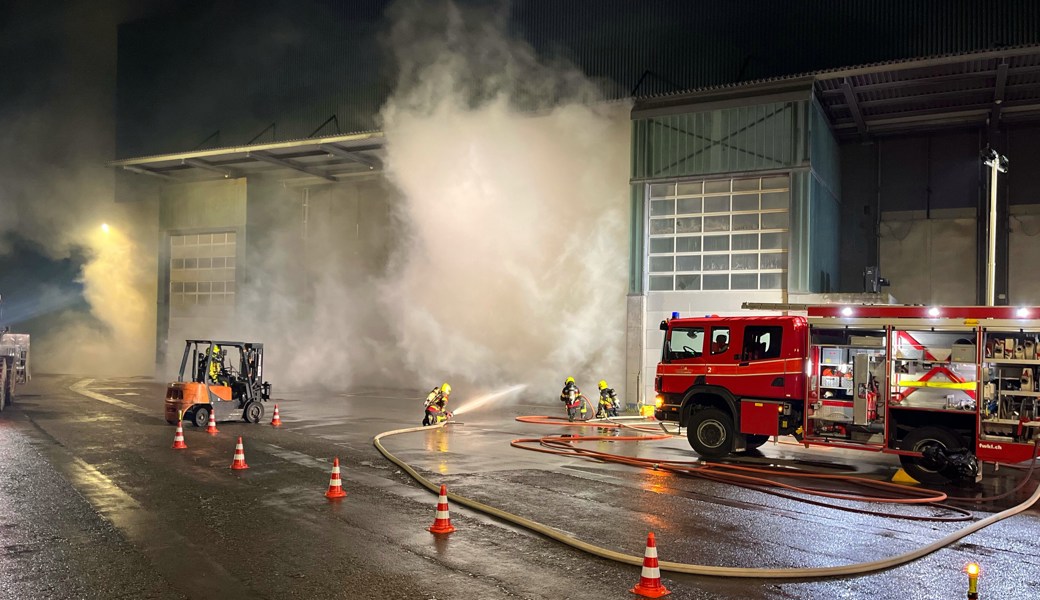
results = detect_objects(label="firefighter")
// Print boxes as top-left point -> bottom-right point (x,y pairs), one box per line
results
422,382 -> 453,426
596,380 -> 620,418
208,345 -> 229,386
560,377 -> 585,421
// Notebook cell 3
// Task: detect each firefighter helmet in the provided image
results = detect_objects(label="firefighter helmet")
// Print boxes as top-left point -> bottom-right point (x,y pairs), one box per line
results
598,380 -> 608,390
440,383 -> 451,395
565,376 -> 575,384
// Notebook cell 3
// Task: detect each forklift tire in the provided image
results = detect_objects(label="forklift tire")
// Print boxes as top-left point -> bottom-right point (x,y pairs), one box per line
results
243,401 -> 264,424
687,407 -> 735,459
898,426 -> 964,485
191,406 -> 210,429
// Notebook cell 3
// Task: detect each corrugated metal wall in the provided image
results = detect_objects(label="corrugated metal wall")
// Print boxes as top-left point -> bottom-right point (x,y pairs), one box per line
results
117,0 -> 394,157
117,0 -> 1040,158
631,102 -> 808,180
804,99 -> 841,294
512,0 -> 1040,97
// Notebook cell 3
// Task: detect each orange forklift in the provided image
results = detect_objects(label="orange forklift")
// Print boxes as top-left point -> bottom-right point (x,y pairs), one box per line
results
164,340 -> 272,427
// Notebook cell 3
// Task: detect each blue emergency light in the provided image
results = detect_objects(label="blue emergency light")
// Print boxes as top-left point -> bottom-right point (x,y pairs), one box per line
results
671,311 -> 680,319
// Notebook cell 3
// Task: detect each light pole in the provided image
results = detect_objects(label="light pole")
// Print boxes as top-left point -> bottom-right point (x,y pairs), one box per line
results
982,148 -> 1008,306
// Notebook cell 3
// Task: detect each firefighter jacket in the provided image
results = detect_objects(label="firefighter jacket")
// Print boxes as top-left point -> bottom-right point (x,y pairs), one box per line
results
560,382 -> 581,406
425,388 -> 447,412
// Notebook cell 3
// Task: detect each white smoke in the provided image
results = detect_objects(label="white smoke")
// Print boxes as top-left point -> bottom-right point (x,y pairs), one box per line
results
0,1 -> 159,376
378,0 -> 631,398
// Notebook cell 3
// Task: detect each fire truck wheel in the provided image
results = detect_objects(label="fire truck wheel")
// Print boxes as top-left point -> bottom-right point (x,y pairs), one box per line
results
687,407 -> 735,458
744,434 -> 769,450
898,426 -> 963,484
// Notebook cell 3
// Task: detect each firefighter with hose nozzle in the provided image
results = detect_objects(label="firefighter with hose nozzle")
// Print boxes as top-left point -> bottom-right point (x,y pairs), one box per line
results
560,377 -> 585,421
422,382 -> 453,426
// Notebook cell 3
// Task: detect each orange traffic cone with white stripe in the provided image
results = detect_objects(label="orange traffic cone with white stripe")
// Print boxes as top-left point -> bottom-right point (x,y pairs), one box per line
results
230,436 -> 249,470
171,420 -> 188,449
205,406 -> 220,435
630,532 -> 671,598
271,404 -> 283,427
428,484 -> 456,534
324,457 -> 348,499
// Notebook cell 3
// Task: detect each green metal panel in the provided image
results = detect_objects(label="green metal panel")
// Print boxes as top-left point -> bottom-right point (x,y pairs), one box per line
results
788,170 -> 811,293
809,98 -> 841,200
809,176 -> 841,292
788,99 -> 842,295
807,97 -> 841,293
632,101 -> 809,180
629,183 -> 645,294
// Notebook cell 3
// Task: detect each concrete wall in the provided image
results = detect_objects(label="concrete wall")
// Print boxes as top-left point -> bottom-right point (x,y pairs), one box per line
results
838,130 -> 984,293
158,179 -> 248,366
878,209 -> 977,305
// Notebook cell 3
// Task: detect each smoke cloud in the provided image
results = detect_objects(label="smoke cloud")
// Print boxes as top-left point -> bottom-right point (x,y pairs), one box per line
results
377,0 -> 631,398
0,1 -> 160,376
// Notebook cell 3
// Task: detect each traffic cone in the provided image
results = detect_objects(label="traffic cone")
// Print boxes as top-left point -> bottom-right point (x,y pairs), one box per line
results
630,532 -> 671,598
324,457 -> 348,499
271,404 -> 283,427
230,436 -> 249,470
171,420 -> 188,450
205,406 -> 220,435
428,484 -> 456,534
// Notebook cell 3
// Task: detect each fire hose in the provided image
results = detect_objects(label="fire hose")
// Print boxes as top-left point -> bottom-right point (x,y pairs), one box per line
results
374,421 -> 1040,578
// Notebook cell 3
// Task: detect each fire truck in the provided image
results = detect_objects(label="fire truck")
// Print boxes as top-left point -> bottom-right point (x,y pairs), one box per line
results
0,329 -> 30,411
654,305 -> 1040,483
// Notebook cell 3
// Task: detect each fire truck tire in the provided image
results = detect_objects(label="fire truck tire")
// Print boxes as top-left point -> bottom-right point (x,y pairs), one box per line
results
687,407 -> 735,458
898,426 -> 963,484
744,434 -> 769,450
191,406 -> 210,428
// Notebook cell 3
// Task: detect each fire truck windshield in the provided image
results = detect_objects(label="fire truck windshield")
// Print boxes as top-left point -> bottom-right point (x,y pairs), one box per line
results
665,327 -> 704,361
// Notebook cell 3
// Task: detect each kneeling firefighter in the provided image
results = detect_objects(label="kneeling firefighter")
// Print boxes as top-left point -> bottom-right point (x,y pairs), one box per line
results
596,380 -> 620,418
422,383 -> 453,426
560,377 -> 585,422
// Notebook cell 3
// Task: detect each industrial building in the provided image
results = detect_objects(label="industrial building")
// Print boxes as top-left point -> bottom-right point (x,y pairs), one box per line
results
109,1 -> 1040,404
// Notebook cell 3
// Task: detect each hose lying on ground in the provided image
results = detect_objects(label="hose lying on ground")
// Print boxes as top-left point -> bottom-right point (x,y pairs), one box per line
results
374,421 -> 1040,578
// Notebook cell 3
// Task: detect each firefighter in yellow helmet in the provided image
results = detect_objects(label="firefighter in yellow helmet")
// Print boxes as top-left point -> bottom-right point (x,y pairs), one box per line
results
560,376 -> 586,421
596,380 -> 620,418
423,382 -> 453,426
208,344 -> 229,386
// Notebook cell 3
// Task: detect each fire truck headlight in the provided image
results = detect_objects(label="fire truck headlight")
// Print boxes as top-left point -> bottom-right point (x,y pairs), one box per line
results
654,395 -> 664,408
1018,307 -> 1030,318
841,306 -> 853,317
928,307 -> 940,317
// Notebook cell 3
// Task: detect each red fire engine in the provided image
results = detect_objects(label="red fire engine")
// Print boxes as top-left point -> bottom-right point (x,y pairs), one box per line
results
654,305 -> 1040,483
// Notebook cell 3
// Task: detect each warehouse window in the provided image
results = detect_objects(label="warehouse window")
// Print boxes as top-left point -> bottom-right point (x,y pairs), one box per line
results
169,232 -> 237,310
646,175 -> 789,291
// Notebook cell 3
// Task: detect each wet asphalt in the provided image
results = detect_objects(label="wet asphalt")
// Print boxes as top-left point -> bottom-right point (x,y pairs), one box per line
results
0,375 -> 1038,599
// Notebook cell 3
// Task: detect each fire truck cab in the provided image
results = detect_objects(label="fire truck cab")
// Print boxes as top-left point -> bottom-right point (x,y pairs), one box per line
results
655,315 -> 807,457
655,305 -> 1040,483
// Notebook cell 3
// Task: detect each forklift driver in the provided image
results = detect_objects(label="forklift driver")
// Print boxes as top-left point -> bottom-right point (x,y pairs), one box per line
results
208,345 -> 230,386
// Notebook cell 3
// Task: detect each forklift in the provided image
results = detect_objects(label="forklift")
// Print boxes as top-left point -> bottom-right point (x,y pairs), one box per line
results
164,340 -> 272,427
